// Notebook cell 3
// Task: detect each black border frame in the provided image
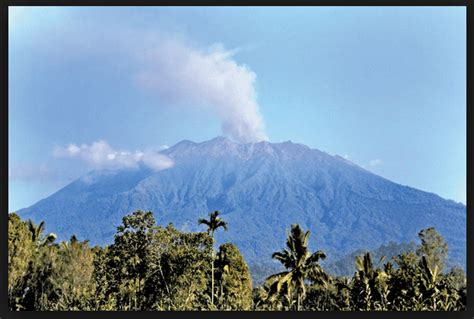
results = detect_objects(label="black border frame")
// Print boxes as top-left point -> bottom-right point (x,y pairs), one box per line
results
0,1 -> 471,319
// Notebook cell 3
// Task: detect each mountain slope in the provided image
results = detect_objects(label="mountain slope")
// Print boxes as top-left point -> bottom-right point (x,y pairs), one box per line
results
17,137 -> 466,269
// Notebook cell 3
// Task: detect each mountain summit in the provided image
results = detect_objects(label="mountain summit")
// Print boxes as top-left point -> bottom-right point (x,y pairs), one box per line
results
18,137 -> 466,269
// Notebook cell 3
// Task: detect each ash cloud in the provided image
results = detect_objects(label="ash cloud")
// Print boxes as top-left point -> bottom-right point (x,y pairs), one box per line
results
135,40 -> 267,143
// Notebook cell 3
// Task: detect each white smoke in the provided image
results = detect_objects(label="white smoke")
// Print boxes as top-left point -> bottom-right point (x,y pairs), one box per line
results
53,140 -> 174,171
13,8 -> 267,142
12,10 -> 269,142
135,40 -> 267,143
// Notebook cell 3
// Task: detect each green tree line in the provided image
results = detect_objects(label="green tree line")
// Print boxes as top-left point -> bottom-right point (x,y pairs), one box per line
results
8,210 -> 466,311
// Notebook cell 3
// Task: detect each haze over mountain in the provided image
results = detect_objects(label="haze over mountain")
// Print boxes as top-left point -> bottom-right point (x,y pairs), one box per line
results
17,136 -> 466,271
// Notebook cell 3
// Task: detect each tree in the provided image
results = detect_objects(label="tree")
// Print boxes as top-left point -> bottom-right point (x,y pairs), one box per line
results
18,218 -> 58,311
105,210 -> 156,310
304,275 -> 351,311
91,246 -> 117,310
351,252 -> 389,310
27,219 -> 57,248
8,213 -> 35,310
52,236 -> 96,310
416,227 -> 448,273
145,224 -> 213,310
266,224 -> 326,311
198,210 -> 228,306
215,243 -> 253,310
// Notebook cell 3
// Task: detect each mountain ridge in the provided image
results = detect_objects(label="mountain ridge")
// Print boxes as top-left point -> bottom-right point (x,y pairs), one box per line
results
17,136 -> 466,270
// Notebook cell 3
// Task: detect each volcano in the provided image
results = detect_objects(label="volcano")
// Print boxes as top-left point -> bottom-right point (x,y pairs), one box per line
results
17,136 -> 466,270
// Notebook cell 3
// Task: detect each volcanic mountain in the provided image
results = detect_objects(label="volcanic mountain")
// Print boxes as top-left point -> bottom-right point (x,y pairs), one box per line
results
17,136 -> 466,270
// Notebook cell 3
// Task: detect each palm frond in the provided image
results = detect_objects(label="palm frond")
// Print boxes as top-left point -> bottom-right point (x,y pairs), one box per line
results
38,221 -> 45,235
43,233 -> 57,246
276,272 -> 293,295
307,250 -> 326,264
215,220 -> 228,231
265,271 -> 290,282
271,251 -> 289,261
198,219 -> 212,233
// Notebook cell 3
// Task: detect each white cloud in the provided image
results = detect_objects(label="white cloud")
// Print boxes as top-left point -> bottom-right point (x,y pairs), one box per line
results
53,140 -> 174,171
369,158 -> 383,167
135,39 -> 267,143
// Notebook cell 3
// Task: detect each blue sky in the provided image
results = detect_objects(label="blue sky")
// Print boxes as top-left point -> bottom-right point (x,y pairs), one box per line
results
9,6 -> 466,210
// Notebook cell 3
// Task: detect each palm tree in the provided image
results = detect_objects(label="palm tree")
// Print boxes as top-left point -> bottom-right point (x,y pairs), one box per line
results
198,210 -> 228,306
266,224 -> 326,311
418,255 -> 440,310
353,252 -> 388,310
27,220 -> 56,247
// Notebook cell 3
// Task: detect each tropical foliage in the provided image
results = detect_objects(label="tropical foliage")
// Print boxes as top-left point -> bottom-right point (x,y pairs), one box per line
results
264,224 -> 327,310
8,211 -> 466,311
198,210 -> 228,307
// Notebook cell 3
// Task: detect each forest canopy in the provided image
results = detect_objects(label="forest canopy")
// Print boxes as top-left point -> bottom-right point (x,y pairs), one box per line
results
8,210 -> 466,311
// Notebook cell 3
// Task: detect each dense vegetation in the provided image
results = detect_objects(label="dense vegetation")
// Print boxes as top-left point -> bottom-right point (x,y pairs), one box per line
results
8,210 -> 466,311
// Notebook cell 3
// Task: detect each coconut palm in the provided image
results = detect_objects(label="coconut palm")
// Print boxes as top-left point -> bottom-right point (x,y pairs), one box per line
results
266,224 -> 326,310
198,210 -> 228,306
